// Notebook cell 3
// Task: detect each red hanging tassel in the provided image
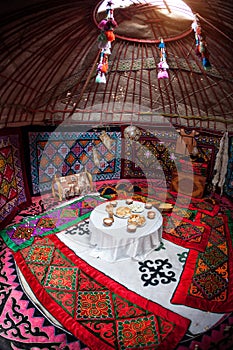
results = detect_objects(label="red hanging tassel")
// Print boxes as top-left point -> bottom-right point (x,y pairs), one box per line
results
105,30 -> 115,42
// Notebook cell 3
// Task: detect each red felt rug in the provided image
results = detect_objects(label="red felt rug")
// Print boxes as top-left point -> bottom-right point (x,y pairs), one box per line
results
14,234 -> 190,350
171,212 -> 233,313
0,237 -> 88,350
162,212 -> 211,251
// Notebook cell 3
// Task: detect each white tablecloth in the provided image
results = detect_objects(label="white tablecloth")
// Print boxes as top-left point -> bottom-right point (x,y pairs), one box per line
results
88,200 -> 163,261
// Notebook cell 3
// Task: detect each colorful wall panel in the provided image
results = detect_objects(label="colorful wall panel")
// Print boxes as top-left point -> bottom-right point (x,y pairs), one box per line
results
28,129 -> 122,195
0,129 -> 31,229
121,127 -> 221,190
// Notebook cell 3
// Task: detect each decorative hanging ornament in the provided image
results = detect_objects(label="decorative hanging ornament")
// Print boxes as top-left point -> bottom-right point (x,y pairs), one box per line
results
96,0 -> 117,83
98,19 -> 108,30
99,130 -> 114,150
157,38 -> 169,79
95,72 -> 106,84
105,30 -> 115,42
158,69 -> 169,79
191,15 -> 211,70
124,125 -> 141,141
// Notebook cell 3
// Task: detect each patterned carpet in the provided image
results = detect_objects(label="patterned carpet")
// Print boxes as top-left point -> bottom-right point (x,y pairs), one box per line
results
1,180 -> 233,349
14,234 -> 190,349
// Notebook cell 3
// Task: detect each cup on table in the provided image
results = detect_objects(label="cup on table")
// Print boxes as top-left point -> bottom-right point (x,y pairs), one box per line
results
145,202 -> 152,209
127,224 -> 137,233
147,210 -> 156,219
103,217 -> 114,226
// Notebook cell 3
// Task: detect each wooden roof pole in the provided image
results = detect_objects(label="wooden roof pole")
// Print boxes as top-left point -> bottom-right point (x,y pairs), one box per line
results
68,49 -> 101,118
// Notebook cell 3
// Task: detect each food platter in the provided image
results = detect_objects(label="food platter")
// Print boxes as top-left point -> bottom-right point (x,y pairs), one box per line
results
128,214 -> 146,227
128,203 -> 144,213
158,203 -> 173,212
114,206 -> 132,218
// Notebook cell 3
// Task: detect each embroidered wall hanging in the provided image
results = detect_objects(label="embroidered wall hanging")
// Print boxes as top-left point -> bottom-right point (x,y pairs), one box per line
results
122,128 -> 178,182
28,129 -> 121,194
0,130 -> 31,229
121,128 -> 221,186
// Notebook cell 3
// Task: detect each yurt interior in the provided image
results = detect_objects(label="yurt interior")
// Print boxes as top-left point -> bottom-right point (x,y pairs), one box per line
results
0,1 -> 233,349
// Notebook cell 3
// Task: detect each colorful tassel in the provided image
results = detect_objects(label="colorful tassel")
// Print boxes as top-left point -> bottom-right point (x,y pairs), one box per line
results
100,73 -> 106,84
105,30 -> 115,42
191,15 -> 211,70
95,72 -> 102,83
98,19 -> 108,30
202,57 -> 211,70
157,38 -> 169,79
96,0 -> 117,84
158,69 -> 169,79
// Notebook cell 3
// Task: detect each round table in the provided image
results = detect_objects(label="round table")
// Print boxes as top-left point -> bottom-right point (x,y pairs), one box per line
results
88,200 -> 163,262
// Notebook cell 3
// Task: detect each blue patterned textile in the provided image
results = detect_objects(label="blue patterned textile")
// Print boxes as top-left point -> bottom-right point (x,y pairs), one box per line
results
28,130 -> 121,194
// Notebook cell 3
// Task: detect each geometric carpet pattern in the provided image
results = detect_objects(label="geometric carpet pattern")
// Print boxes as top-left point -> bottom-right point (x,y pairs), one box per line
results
0,131 -> 30,229
1,185 -> 233,348
1,229 -> 233,349
0,236 -> 90,350
1,195 -> 105,252
28,129 -> 122,194
172,212 -> 233,313
14,234 -> 191,350
95,179 -> 233,312
162,212 -> 211,251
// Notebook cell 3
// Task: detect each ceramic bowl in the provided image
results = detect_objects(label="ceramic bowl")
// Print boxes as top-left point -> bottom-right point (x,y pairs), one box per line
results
127,224 -> 137,233
103,217 -> 114,226
147,210 -> 156,219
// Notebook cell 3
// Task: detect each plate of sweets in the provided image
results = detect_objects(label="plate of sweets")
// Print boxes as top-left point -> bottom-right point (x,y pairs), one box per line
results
128,202 -> 144,213
128,214 -> 146,227
114,206 -> 132,218
158,203 -> 173,212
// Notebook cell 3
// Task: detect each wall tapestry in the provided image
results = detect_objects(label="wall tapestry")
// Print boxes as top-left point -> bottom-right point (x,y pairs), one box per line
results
28,130 -> 121,195
0,130 -> 31,229
225,136 -> 233,198
121,127 -> 221,187
122,128 -> 180,182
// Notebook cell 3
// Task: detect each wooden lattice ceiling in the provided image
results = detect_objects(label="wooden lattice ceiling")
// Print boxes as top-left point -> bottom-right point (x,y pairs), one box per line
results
0,0 -> 232,132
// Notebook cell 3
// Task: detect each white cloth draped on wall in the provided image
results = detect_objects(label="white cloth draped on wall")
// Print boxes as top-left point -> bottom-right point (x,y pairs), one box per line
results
212,131 -> 229,195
